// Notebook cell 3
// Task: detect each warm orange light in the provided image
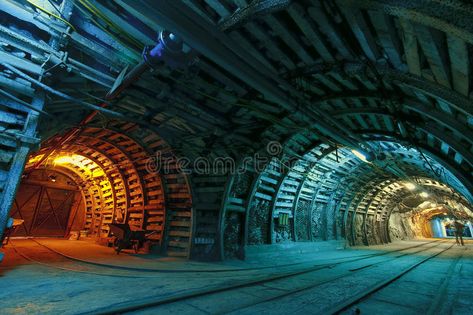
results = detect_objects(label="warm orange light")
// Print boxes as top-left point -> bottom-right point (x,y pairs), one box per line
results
54,155 -> 82,165
54,154 -> 103,177
28,154 -> 44,164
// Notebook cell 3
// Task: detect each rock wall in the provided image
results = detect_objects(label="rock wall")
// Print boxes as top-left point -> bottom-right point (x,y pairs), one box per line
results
388,211 -> 417,241
295,199 -> 311,241
248,198 -> 270,245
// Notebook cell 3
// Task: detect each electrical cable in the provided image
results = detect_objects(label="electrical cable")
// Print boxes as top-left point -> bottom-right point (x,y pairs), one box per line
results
45,0 -> 66,19
26,0 -> 77,32
74,0 -> 142,50
2,63 -> 134,121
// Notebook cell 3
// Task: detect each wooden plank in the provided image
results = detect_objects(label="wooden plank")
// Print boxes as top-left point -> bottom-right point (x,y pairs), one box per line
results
264,14 -> 314,65
337,5 -> 381,61
230,30 -> 278,74
447,34 -> 470,96
328,73 -> 358,91
170,221 -> 191,227
313,74 -> 343,92
0,149 -> 14,163
203,0 -> 231,19
287,3 -> 334,62
168,230 -> 190,237
368,10 -> 405,70
167,240 -> 189,248
398,18 -> 421,76
226,204 -> 246,212
0,111 -> 25,125
308,5 -> 353,59
147,217 -> 164,223
415,24 -> 451,88
254,191 -> 272,201
245,22 -> 295,69
146,224 -> 164,231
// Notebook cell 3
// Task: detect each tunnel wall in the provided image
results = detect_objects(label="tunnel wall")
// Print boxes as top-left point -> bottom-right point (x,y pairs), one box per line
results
214,140 -> 473,260
388,211 -> 416,241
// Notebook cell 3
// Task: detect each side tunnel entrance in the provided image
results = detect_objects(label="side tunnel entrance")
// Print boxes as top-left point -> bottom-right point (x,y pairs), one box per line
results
6,123 -> 193,258
11,169 -> 81,238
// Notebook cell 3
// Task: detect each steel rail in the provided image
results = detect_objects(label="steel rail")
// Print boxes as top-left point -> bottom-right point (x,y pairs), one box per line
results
10,238 -> 430,275
325,242 -> 456,314
85,240 -> 446,314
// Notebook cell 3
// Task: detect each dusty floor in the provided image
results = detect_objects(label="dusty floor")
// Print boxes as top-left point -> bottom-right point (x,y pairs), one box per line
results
0,238 -> 471,314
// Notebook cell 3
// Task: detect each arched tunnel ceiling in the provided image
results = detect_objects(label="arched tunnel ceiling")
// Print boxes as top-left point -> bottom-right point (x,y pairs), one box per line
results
1,0 -> 473,259
1,1 -> 472,161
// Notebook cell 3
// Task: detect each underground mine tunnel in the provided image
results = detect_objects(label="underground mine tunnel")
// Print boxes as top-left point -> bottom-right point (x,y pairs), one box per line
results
1,0 -> 473,314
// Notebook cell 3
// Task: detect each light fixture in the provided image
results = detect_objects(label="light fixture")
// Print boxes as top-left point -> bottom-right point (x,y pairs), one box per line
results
54,155 -> 78,165
351,149 -> 370,163
420,192 -> 429,198
404,182 -> 416,190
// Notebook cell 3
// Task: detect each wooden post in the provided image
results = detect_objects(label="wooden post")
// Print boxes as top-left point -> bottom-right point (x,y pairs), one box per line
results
0,93 -> 44,240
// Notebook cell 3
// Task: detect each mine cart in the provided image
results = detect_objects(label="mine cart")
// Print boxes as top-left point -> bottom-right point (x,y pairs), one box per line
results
109,223 -> 146,254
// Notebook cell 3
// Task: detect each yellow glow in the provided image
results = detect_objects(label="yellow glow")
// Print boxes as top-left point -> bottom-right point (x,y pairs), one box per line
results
420,192 -> 429,198
54,153 -> 111,181
404,182 -> 416,190
351,149 -> 368,163
28,154 -> 44,164
92,168 -> 105,178
54,155 -> 84,165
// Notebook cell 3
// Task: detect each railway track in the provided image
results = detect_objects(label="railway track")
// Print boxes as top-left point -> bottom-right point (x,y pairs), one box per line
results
8,238 -> 440,277
326,242 -> 456,314
78,240 -> 450,314
10,239 -> 272,278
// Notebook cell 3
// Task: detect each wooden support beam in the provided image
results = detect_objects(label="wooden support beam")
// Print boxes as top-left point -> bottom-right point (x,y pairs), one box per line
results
245,21 -> 295,70
399,18 -> 421,76
203,0 -> 231,19
308,5 -> 353,60
337,5 -> 381,61
228,31 -> 278,74
368,10 -> 405,70
0,92 -> 44,239
263,14 -> 315,65
21,179 -> 79,191
447,34 -> 470,96
415,24 -> 452,88
287,4 -> 335,63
